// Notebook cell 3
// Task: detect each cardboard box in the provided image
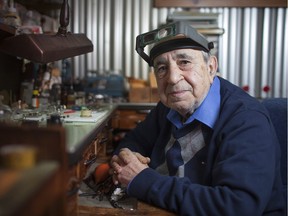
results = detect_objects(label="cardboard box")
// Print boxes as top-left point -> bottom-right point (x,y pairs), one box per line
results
149,71 -> 157,88
128,77 -> 147,88
150,87 -> 159,102
128,75 -> 159,103
129,87 -> 151,103
129,87 -> 160,103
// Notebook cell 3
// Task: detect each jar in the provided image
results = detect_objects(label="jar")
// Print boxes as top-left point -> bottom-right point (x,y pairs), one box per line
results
31,90 -> 40,108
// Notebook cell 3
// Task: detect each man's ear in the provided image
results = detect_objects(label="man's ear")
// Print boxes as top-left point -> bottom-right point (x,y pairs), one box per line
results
208,55 -> 218,76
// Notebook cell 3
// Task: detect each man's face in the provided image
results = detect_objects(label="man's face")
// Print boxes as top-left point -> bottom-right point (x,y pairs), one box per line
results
153,48 -> 218,118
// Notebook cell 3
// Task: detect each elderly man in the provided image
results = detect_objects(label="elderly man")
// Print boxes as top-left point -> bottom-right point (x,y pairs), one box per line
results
110,21 -> 285,215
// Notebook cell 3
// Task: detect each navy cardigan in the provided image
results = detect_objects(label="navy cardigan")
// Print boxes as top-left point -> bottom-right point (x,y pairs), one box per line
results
115,77 -> 285,216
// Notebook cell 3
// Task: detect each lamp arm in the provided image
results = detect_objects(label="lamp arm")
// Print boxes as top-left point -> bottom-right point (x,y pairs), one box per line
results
57,0 -> 70,36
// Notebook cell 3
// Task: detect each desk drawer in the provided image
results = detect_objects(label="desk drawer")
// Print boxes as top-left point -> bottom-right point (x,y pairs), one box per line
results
113,110 -> 148,130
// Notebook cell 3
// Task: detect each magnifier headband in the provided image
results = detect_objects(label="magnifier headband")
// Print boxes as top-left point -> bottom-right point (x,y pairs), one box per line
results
136,21 -> 214,66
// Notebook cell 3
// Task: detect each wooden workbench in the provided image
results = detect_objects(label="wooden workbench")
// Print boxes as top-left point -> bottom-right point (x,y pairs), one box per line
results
78,201 -> 176,216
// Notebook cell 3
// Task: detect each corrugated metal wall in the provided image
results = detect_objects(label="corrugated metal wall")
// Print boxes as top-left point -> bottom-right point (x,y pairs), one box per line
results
70,0 -> 287,98
215,7 -> 288,98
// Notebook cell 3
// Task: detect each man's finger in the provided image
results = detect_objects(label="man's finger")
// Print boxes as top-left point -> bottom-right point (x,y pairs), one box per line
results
134,152 -> 151,164
118,148 -> 135,164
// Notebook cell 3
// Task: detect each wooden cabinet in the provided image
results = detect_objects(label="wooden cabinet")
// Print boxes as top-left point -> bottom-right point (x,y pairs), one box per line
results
0,124 -> 67,216
65,110 -> 115,215
112,109 -> 148,130
69,122 -> 112,182
112,103 -> 156,130
66,166 -> 79,216
154,0 -> 287,8
0,162 -> 64,216
66,121 -> 113,215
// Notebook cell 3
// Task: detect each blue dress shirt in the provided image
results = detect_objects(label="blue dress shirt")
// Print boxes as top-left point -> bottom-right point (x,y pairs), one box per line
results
167,76 -> 220,129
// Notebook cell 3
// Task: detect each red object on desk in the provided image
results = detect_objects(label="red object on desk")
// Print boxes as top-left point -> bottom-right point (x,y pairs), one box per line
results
93,163 -> 111,184
64,109 -> 76,114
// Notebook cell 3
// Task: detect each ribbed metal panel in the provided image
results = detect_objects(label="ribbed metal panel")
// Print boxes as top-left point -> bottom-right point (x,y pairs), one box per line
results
70,1 -> 287,98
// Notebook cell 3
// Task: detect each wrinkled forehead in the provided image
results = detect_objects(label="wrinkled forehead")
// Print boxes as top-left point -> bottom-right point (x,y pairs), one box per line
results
153,48 -> 204,65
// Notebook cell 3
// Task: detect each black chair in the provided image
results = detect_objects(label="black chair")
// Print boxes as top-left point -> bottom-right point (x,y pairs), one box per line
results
262,98 -> 287,213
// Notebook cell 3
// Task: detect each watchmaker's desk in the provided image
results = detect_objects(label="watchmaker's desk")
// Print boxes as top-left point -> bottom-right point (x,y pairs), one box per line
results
79,201 -> 176,216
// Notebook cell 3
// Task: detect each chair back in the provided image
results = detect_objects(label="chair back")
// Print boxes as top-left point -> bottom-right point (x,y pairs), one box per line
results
262,98 -> 287,212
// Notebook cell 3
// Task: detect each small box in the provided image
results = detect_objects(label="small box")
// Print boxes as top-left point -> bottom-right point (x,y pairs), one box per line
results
128,78 -> 147,88
129,87 -> 151,103
150,87 -> 159,102
149,71 -> 157,88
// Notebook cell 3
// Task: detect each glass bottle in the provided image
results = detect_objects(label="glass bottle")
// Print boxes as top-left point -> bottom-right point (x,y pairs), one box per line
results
67,84 -> 75,108
31,89 -> 40,108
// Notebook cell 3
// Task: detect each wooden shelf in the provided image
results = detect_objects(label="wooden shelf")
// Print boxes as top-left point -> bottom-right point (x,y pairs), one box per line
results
154,0 -> 287,8
197,28 -> 224,35
15,0 -> 62,17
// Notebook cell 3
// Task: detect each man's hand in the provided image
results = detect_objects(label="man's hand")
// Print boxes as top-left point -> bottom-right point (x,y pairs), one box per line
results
110,148 -> 150,186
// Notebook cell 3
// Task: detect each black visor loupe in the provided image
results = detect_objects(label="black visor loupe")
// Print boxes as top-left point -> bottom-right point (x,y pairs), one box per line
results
135,21 -> 214,66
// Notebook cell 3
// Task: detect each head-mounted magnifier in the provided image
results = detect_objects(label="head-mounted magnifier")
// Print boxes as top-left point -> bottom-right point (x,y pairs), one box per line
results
136,21 -> 214,66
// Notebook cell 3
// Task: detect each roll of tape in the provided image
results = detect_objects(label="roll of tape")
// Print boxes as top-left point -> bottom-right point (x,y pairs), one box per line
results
0,145 -> 36,169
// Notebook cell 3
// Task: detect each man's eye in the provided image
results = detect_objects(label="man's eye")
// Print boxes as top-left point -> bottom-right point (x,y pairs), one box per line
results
155,66 -> 167,78
179,60 -> 190,65
157,66 -> 166,72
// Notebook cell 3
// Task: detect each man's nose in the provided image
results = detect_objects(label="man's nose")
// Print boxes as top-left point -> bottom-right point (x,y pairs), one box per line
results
167,64 -> 183,84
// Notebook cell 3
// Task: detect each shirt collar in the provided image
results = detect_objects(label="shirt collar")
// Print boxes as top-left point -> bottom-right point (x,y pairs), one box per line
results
167,76 -> 220,129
